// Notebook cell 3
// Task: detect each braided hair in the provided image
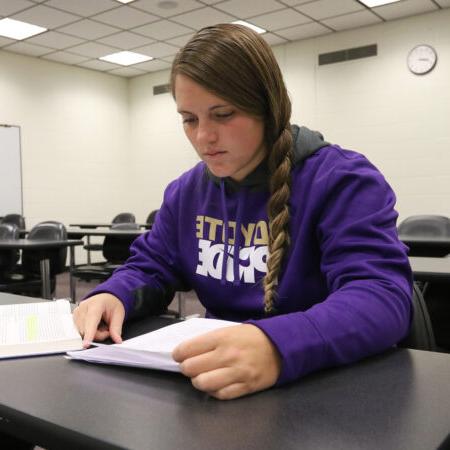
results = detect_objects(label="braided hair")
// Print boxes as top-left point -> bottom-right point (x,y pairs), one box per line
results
170,24 -> 293,314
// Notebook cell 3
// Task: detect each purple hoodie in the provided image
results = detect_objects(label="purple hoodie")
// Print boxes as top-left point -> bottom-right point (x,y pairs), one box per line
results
87,125 -> 412,385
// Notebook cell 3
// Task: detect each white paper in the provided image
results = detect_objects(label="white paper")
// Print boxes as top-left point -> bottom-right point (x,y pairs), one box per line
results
67,317 -> 238,372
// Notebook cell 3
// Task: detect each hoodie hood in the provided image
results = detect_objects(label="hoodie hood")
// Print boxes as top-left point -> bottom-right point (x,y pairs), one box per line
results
206,124 -> 329,191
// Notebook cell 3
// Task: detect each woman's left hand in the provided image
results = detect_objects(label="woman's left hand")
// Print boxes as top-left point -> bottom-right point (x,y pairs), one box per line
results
172,324 -> 281,400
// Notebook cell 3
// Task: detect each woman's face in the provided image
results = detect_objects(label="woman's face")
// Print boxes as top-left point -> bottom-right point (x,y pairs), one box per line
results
175,74 -> 266,182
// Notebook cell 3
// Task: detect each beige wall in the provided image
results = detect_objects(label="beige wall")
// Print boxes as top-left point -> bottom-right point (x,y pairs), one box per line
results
1,8 -> 449,232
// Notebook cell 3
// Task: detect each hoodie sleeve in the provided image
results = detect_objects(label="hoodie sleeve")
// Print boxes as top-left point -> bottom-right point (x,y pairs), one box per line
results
84,179 -> 187,319
248,152 -> 413,385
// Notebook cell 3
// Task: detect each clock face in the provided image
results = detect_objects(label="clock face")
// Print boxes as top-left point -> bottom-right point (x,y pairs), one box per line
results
407,44 -> 437,75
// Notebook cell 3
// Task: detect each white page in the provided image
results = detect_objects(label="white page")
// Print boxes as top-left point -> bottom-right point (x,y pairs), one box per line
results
0,299 -> 80,345
67,318 -> 238,372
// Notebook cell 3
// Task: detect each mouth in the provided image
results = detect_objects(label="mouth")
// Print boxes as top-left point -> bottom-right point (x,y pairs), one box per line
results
204,150 -> 226,157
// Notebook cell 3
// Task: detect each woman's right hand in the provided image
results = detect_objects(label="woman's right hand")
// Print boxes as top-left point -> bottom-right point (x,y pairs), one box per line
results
72,293 -> 125,348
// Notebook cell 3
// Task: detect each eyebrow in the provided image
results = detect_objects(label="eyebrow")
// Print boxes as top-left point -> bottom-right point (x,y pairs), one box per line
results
177,104 -> 231,114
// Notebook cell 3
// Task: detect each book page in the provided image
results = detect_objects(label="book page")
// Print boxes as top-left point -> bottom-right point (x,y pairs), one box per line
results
67,318 -> 238,372
0,299 -> 80,346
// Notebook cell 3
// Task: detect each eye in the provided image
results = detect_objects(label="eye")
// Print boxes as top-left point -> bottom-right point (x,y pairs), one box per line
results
182,116 -> 197,125
214,111 -> 234,120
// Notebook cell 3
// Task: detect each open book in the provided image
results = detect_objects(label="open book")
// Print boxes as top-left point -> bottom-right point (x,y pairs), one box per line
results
66,318 -> 238,372
0,299 -> 83,358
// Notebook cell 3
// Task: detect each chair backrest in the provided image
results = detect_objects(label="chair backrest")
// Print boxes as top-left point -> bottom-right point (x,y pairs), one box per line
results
112,212 -> 136,224
1,214 -> 26,230
397,283 -> 436,351
22,221 -> 68,276
398,215 -> 450,237
102,223 -> 138,264
0,223 -> 20,272
146,209 -> 159,225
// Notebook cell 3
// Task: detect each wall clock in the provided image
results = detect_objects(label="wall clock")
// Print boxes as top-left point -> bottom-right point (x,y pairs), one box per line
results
407,44 -> 437,75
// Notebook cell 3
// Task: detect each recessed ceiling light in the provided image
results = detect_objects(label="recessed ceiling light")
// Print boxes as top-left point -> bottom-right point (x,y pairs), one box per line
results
232,20 -> 266,34
99,51 -> 153,66
115,0 -> 136,4
358,0 -> 401,7
0,18 -> 47,40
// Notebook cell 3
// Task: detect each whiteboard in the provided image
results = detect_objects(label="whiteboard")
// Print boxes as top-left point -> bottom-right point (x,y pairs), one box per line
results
0,125 -> 23,217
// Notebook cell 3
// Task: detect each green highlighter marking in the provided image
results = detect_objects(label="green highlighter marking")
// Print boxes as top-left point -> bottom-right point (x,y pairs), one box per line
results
26,315 -> 38,341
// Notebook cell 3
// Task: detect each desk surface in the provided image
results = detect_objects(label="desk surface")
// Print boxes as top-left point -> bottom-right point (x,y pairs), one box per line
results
70,223 -> 151,229
0,238 -> 83,249
67,228 -> 145,237
409,256 -> 450,282
0,294 -> 449,450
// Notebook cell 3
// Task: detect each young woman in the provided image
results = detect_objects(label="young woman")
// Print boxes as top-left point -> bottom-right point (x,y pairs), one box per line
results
74,24 -> 412,400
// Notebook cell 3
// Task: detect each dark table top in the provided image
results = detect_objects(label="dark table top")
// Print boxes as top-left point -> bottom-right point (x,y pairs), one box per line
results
70,223 -> 151,229
400,234 -> 450,248
66,228 -> 145,238
0,293 -> 449,450
409,256 -> 450,282
0,239 -> 83,249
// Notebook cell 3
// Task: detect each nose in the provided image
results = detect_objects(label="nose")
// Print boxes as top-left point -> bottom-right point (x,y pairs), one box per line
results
196,119 -> 218,146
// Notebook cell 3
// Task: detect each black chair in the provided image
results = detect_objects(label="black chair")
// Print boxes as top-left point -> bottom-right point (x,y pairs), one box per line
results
0,223 -> 20,278
72,223 -> 139,300
398,283 -> 436,351
0,221 -> 68,297
398,215 -> 450,236
112,212 -> 136,224
146,210 -> 159,226
1,214 -> 26,230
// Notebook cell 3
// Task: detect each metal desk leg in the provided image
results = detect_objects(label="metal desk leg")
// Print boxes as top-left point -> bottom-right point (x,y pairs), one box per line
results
39,258 -> 51,299
86,236 -> 91,264
69,245 -> 76,303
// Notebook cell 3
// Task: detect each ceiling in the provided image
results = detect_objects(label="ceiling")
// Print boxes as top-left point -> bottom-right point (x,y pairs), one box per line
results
0,0 -> 448,78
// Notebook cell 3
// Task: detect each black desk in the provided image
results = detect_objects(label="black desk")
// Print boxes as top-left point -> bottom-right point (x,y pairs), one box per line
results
409,256 -> 450,283
67,228 -> 146,264
0,293 -> 449,450
70,223 -> 151,229
400,234 -> 450,257
0,239 -> 82,300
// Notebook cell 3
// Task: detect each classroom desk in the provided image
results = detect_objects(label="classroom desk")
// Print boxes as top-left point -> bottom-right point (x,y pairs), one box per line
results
0,293 -> 449,450
400,234 -> 450,257
70,223 -> 151,229
67,228 -> 146,264
409,256 -> 450,283
0,239 -> 82,300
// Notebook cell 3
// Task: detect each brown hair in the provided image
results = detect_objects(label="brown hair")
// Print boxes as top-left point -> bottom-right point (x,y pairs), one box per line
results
170,24 -> 293,314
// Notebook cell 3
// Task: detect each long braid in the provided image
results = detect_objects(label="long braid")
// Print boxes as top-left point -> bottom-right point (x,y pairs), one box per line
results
263,127 -> 293,314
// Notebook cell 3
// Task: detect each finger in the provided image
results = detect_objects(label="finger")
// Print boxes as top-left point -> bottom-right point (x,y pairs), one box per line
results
191,367 -> 239,393
108,307 -> 124,344
173,331 -> 220,362
82,308 -> 104,347
210,382 -> 250,400
178,350 -> 218,377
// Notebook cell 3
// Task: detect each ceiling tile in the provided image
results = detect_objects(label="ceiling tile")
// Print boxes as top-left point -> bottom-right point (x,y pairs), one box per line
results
261,32 -> 288,46
435,0 -> 450,7
92,6 -> 159,28
165,33 -> 195,47
276,21 -> 332,41
42,51 -> 89,64
170,6 -> 235,30
12,5 -> 80,28
0,0 -> 35,16
133,41 -> 179,57
131,0 -> 204,18
25,31 -> 84,50
215,0 -> 284,19
250,8 -> 311,31
97,31 -> 154,49
0,36 -> 15,46
373,0 -> 438,20
196,0 -> 223,4
321,10 -> 382,31
4,40 -> 52,56
133,58 -> 171,71
69,41 -> 119,58
161,54 -> 175,63
108,66 -> 147,77
57,19 -> 120,40
294,0 -> 364,20
77,59 -> 119,71
45,0 -> 117,16
132,19 -> 193,40
277,0 -> 312,5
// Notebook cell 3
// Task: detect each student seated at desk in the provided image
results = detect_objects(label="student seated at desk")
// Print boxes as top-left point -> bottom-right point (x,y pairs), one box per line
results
74,24 -> 412,400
